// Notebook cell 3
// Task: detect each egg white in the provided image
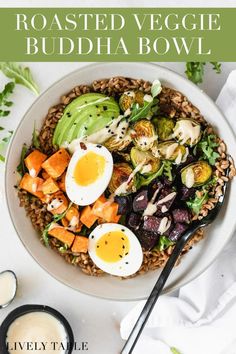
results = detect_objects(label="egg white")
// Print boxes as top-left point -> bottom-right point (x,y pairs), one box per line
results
88,223 -> 143,277
65,143 -> 113,206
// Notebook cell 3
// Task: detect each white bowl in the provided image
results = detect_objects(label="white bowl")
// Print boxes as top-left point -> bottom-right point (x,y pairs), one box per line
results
5,63 -> 236,301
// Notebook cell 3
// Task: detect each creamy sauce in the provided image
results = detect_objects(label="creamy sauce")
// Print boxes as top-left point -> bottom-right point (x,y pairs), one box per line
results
156,192 -> 176,205
0,271 -> 16,307
114,161 -> 145,196
158,217 -> 171,234
143,187 -> 161,217
6,312 -> 67,354
29,168 -> 36,178
185,168 -> 195,188
172,120 -> 201,146
69,216 -> 79,227
134,135 -> 157,150
114,119 -> 129,141
165,143 -> 179,159
141,164 -> 152,174
143,94 -> 153,103
47,199 -> 63,212
48,222 -> 63,231
31,182 -> 37,193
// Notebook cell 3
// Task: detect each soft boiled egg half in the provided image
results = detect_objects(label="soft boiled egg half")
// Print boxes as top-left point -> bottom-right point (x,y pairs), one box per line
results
65,142 -> 113,206
88,223 -> 143,277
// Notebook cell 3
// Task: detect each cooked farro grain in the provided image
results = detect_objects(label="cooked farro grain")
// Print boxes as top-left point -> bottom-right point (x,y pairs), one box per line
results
18,76 -> 236,278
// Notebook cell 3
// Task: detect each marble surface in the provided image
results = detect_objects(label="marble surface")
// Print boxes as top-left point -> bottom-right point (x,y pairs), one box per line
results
1,61 -> 236,353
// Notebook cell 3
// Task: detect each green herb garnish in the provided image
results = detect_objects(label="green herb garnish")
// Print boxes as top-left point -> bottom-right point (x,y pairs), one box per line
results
0,81 -> 15,117
129,80 -> 161,122
194,133 -> 220,165
187,190 -> 209,215
32,123 -> 40,149
0,62 -> 39,96
137,163 -> 164,188
155,235 -> 175,252
0,130 -> 13,162
170,347 -> 182,354
185,62 -> 221,84
163,160 -> 173,181
17,143 -> 28,175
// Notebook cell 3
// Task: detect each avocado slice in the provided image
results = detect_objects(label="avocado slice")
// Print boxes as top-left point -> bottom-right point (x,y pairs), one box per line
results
53,93 -> 120,146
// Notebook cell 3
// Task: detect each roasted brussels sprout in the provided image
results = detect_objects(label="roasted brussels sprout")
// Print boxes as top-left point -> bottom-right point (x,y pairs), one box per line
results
130,147 -> 161,176
119,90 -> 145,112
152,140 -> 188,164
108,163 -> 137,195
104,135 -> 131,151
152,116 -> 175,141
173,119 -> 201,146
132,119 -> 157,151
181,161 -> 212,188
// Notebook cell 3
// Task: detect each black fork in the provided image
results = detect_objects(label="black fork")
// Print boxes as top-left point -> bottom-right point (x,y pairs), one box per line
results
121,176 -> 229,354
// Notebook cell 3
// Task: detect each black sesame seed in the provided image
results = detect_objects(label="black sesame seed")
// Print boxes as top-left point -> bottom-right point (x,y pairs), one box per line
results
89,114 -> 92,117
125,252 -> 128,256
103,106 -> 108,111
122,245 -> 125,249
97,245 -> 99,248
84,127 -> 88,130
119,255 -> 123,258
125,262 -> 129,264
121,237 -> 125,240
91,235 -> 94,239
144,142 -> 147,146
96,105 -> 99,108
121,229 -> 125,232
105,241 -> 108,245
108,129 -> 111,133
96,144 -> 102,148
85,101 -> 87,104
97,114 -> 100,117
112,116 -> 115,119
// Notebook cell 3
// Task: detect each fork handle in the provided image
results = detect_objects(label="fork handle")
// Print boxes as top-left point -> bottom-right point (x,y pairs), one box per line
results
121,223 -> 201,354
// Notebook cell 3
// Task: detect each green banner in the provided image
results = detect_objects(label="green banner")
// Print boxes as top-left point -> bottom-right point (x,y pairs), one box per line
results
0,8 -> 235,61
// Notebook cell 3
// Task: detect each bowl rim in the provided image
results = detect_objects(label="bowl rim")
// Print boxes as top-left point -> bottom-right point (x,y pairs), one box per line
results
0,304 -> 74,354
4,62 -> 236,301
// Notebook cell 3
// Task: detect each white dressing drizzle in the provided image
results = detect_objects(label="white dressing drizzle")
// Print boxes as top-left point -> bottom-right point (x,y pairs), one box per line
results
172,120 -> 201,146
143,187 -> 161,217
158,217 -> 171,234
185,168 -> 195,188
156,192 -> 177,205
114,161 -> 146,196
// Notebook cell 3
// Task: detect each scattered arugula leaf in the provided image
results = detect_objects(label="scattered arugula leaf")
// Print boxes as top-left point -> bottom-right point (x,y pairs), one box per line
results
155,235 -> 175,252
163,160 -> 173,181
137,163 -> 164,188
194,134 -> 220,165
16,143 -> 28,175
0,81 -> 15,117
0,126 -> 4,131
129,80 -> 161,122
170,347 -> 182,354
32,124 -> 40,149
0,62 -> 39,96
187,190 -> 209,215
185,62 -> 221,85
0,130 -> 13,162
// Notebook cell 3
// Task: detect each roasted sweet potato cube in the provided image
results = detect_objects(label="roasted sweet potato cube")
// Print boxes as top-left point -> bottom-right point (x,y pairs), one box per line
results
42,171 -> 50,180
71,236 -> 88,253
42,148 -> 70,179
19,173 -> 45,200
42,177 -> 60,195
65,206 -> 80,224
47,191 -> 69,215
58,172 -> 66,192
80,205 -> 98,228
48,227 -> 75,247
24,150 -> 47,177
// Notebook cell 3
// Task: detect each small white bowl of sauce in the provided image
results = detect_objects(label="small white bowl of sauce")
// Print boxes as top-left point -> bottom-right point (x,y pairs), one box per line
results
0,271 -> 17,309
0,305 -> 74,354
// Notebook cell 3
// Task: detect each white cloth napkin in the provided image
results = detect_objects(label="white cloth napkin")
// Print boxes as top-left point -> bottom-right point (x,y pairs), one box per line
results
120,71 -> 236,354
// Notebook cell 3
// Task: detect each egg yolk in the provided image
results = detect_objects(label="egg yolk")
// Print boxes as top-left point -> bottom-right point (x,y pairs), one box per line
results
96,231 -> 130,263
73,151 -> 105,186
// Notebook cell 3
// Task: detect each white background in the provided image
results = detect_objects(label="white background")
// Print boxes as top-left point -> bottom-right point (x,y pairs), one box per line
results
1,1 -> 236,353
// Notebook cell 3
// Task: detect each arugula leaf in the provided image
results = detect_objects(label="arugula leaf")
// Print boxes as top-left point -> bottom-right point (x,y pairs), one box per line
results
32,124 -> 40,149
137,163 -> 164,188
195,134 -> 220,165
0,126 -> 4,131
0,81 -> 15,117
17,143 -> 28,175
0,130 -> 13,162
170,347 -> 182,354
129,79 -> 161,122
0,62 -> 39,96
155,235 -> 175,252
163,160 -> 173,181
185,62 -> 221,85
187,190 -> 209,215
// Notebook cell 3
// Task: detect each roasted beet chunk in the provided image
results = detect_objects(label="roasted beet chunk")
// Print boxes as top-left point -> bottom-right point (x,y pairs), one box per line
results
143,215 -> 172,235
128,213 -> 141,230
133,190 -> 149,212
155,188 -> 177,214
180,186 -> 195,201
143,216 -> 161,232
114,195 -> 132,215
135,229 -> 159,251
169,223 -> 188,242
172,208 -> 190,224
